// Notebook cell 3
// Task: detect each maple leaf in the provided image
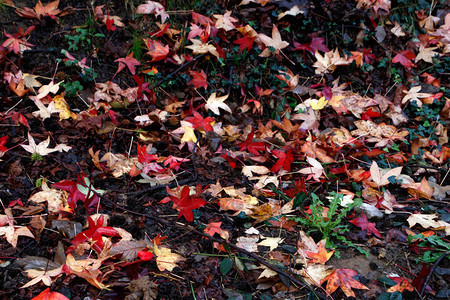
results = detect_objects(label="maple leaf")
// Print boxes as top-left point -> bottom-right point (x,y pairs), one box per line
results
135,1 -> 169,23
35,80 -> 62,100
257,24 -> 289,57
68,215 -> 119,253
313,49 -> 352,74
52,173 -> 104,212
144,39 -> 169,62
163,186 -> 207,222
238,130 -> 266,155
21,132 -> 71,158
213,11 -> 237,31
204,222 -> 230,240
257,236 -> 284,251
323,268 -> 369,297
298,157 -> 324,182
271,148 -> 294,172
392,50 -> 416,69
64,253 -> 107,289
114,52 -> 140,75
0,224 -> 35,248
387,275 -> 414,293
369,161 -> 402,187
349,212 -> 382,238
407,213 -> 450,235
2,26 -> 35,54
31,288 -> 69,300
103,15 -> 124,32
0,135 -> 8,154
153,243 -> 185,271
272,117 -> 299,134
234,34 -> 256,54
242,165 -> 270,177
184,110 -> 214,131
16,0 -> 61,21
305,243 -> 334,264
188,70 -> 208,89
390,21 -> 405,37
205,93 -> 231,115
293,36 -> 329,55
401,86 -> 433,108
186,39 -> 220,58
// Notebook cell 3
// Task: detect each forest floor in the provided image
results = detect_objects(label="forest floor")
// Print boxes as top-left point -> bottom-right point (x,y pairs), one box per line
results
0,0 -> 449,299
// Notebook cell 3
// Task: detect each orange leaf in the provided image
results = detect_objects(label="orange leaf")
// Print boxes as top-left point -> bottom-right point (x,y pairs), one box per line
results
324,268 -> 369,297
305,243 -> 334,264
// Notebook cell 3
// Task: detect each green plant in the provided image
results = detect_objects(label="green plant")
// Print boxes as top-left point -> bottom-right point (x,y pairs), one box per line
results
62,81 -> 83,97
65,18 -> 105,52
408,234 -> 450,263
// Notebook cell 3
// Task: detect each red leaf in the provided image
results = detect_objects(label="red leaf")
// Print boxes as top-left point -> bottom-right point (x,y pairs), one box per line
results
68,215 -> 118,253
114,52 -> 141,75
52,173 -> 101,213
11,111 -> 30,128
234,35 -> 256,54
164,186 -> 207,222
271,148 -> 294,173
137,144 -> 158,164
361,108 -> 382,120
188,70 -> 208,89
349,212 -> 381,238
293,36 -> 329,55
0,135 -> 8,153
31,288 -> 69,300
392,50 -> 416,68
144,39 -> 169,62
137,250 -> 153,261
184,110 -> 214,132
238,130 -> 265,156
105,16 -> 116,32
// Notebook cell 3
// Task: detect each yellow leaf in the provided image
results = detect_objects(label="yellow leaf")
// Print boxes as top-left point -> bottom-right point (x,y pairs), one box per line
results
310,97 -> 328,110
53,94 -> 76,120
180,126 -> 197,143
154,243 -> 185,271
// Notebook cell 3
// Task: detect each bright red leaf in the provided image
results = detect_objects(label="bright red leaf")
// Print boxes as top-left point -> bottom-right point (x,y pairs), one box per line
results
271,148 -> 294,173
184,110 -> 214,132
68,215 -> 118,253
0,135 -> 8,153
188,70 -> 208,89
162,186 -> 207,222
114,52 -> 141,76
31,288 -> 69,300
144,39 -> 169,62
137,250 -> 153,261
238,130 -> 265,156
349,212 -> 381,238
392,50 -> 416,69
234,35 -> 256,54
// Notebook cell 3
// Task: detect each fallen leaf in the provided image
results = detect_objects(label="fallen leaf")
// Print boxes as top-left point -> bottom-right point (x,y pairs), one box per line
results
323,268 -> 369,297
258,25 -> 289,57
213,11 -> 237,31
257,236 -> 284,251
205,93 -> 231,115
153,243 -> 185,271
305,243 -> 334,264
407,214 -> 450,235
369,161 -> 402,187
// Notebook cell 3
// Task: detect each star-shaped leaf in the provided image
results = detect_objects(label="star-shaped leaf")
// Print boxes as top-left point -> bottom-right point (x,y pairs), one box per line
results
323,268 -> 369,297
305,243 -> 334,264
257,24 -> 289,57
205,93 -> 231,115
115,52 -> 141,75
